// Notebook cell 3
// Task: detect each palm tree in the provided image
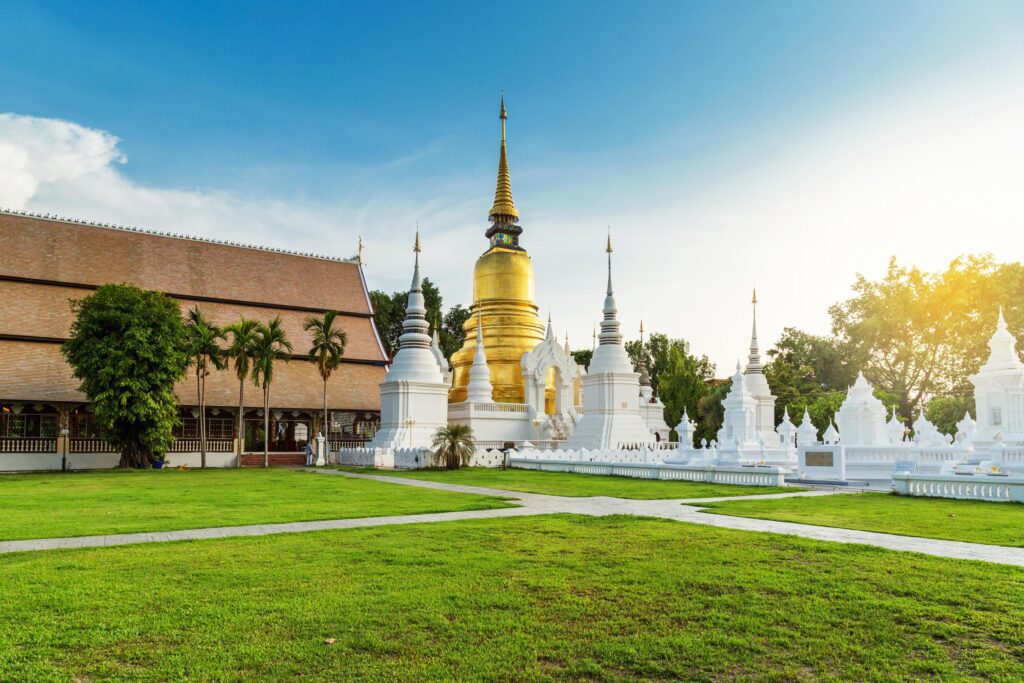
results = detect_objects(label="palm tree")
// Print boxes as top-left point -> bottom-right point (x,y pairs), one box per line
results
431,424 -> 476,470
303,310 -> 347,458
251,317 -> 293,468
184,307 -> 226,468
224,317 -> 261,467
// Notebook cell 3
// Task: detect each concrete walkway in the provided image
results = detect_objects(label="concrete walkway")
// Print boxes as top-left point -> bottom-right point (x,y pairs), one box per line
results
3,468 -> 1024,568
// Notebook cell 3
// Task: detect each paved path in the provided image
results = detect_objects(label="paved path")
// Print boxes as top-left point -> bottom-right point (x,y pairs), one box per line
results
3,469 -> 1024,568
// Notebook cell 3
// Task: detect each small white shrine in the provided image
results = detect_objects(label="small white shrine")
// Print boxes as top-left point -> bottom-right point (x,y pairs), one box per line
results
834,372 -> 890,446
970,308 -> 1024,445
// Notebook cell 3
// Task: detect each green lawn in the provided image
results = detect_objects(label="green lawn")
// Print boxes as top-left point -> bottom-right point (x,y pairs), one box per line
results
340,466 -> 795,499
700,492 -> 1024,547
2,515 -> 1023,680
0,469 -> 510,541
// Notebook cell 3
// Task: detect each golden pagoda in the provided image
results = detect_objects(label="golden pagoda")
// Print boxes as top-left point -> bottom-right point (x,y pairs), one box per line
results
449,97 -> 547,404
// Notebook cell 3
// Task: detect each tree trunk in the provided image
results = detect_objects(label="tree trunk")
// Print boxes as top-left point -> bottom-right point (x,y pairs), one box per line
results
263,385 -> 270,468
196,362 -> 204,468
199,361 -> 208,469
323,377 -> 328,461
237,377 -> 245,467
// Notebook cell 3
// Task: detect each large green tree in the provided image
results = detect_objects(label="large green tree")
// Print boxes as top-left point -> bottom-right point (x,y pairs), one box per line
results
61,284 -> 189,468
829,255 -> 1024,412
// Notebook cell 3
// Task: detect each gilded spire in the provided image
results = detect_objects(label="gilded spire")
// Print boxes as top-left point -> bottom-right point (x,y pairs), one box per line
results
488,95 -> 519,221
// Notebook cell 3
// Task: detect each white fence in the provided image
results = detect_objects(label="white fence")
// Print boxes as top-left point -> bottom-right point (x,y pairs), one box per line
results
510,450 -> 786,487
892,472 -> 1024,503
336,446 -> 508,470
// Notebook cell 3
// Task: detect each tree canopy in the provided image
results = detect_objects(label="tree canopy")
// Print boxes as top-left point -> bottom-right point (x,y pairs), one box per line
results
61,284 -> 189,468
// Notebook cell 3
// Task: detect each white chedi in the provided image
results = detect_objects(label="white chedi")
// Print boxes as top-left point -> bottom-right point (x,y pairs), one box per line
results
743,289 -> 779,445
465,316 -> 494,403
776,407 -> 797,448
717,361 -> 761,450
822,420 -> 840,445
675,408 -> 697,448
368,236 -> 450,451
955,411 -> 978,444
796,408 -> 818,447
565,238 -> 654,449
834,372 -> 890,446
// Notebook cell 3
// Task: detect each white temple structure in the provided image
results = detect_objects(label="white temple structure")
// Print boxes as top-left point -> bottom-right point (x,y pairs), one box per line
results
717,362 -> 762,453
565,236 -> 654,449
367,234 -> 450,451
834,372 -> 890,446
970,308 -> 1024,445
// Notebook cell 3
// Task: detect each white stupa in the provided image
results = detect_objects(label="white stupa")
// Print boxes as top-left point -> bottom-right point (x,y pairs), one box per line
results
368,232 -> 450,450
834,372 -> 889,446
970,308 -> 1024,444
465,315 -> 494,403
718,361 -> 761,452
744,289 -> 778,445
565,235 -> 654,449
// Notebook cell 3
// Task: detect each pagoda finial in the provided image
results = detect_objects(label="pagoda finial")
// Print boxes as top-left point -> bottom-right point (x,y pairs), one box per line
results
605,227 -> 614,296
746,287 -> 763,375
488,95 -> 518,222
357,235 -> 364,265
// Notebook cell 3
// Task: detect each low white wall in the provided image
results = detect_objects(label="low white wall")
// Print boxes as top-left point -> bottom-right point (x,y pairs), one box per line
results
0,452 -> 118,472
163,452 -> 238,468
892,472 -> 1024,503
1,451 -> 241,472
338,446 -> 508,470
510,451 -> 787,487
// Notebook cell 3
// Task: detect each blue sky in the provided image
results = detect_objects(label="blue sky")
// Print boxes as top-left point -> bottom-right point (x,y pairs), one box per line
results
2,1 -> 1024,370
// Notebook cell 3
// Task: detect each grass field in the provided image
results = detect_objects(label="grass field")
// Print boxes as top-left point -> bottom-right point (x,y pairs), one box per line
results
1,515 -> 1022,680
0,469 -> 511,541
340,466 -> 795,499
700,492 -> 1024,547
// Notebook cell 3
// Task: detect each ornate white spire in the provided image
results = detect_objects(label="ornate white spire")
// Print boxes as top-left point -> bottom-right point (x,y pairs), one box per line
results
399,229 -> 431,351
586,231 -> 635,376
979,306 -> 1023,372
563,332 -> 570,355
466,315 -> 494,403
745,288 -> 763,375
599,230 -> 623,347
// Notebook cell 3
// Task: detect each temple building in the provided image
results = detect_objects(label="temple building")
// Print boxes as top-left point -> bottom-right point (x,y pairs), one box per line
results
0,210 -> 386,469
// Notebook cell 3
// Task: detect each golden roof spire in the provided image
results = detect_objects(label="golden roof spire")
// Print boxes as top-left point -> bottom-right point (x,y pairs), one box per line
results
488,94 -> 519,221
414,224 -> 421,253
